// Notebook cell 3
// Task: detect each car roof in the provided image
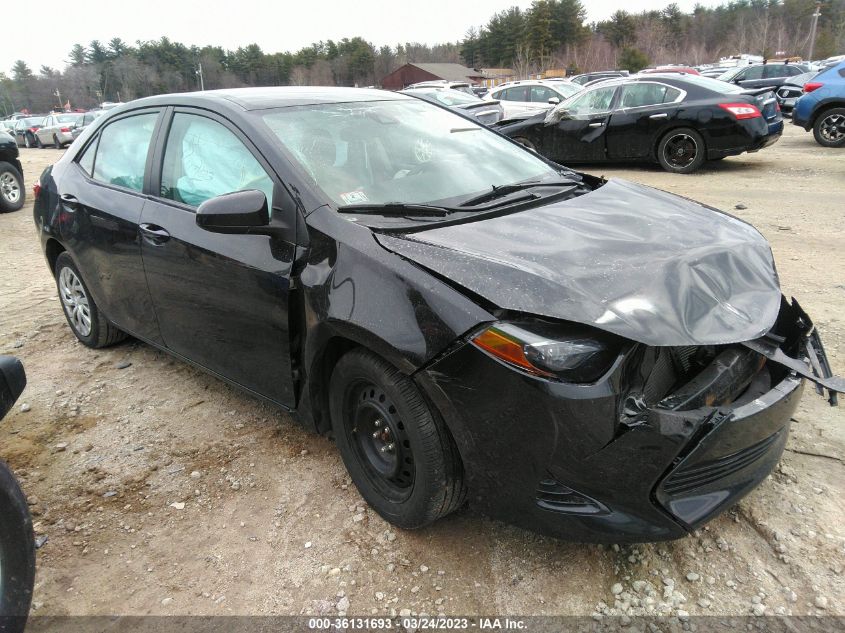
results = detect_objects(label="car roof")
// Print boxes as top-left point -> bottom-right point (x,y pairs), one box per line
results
121,87 -> 411,112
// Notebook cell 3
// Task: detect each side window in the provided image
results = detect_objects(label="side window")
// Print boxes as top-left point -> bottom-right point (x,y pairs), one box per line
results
743,66 -> 765,80
504,86 -> 530,102
91,113 -> 158,192
619,83 -> 672,108
567,86 -> 616,115
160,113 -> 274,209
77,136 -> 98,176
530,86 -> 555,102
764,65 -> 786,79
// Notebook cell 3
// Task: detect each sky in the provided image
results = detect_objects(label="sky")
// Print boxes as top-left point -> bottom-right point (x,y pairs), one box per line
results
3,0 -> 725,75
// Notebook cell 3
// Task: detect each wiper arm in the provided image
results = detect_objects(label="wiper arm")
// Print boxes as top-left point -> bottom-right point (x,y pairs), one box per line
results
459,179 -> 579,207
337,203 -> 452,217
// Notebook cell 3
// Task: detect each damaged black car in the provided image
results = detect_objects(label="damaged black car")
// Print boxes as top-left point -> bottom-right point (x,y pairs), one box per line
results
33,88 -> 843,543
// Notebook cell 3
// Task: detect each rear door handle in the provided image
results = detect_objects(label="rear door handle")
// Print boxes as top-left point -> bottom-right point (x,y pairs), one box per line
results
139,223 -> 171,245
649,113 -> 669,120
59,193 -> 78,210
588,121 -> 604,128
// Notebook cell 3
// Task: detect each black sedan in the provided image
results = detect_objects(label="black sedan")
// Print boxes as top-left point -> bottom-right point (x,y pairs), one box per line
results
33,88 -> 842,542
12,117 -> 44,149
497,75 -> 783,173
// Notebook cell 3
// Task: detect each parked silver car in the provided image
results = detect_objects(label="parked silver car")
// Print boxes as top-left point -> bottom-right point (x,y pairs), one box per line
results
400,87 -> 504,125
34,113 -> 87,148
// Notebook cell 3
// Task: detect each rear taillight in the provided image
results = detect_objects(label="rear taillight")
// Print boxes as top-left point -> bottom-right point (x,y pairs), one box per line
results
718,103 -> 762,119
29,127 -> 38,132
33,180 -> 41,200
60,127 -> 71,133
803,82 -> 823,93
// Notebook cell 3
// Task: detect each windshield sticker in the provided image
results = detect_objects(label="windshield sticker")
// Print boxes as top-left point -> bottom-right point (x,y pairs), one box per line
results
340,190 -> 369,205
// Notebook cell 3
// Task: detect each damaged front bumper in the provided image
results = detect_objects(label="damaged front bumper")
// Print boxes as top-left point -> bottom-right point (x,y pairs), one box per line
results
414,298 -> 842,542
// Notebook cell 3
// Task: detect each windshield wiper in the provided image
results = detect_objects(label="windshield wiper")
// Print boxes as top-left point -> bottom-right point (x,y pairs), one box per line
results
337,203 -> 453,217
459,179 -> 580,207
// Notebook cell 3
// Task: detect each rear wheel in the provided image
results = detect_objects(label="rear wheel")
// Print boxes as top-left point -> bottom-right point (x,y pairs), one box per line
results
657,127 -> 706,174
0,163 -> 24,213
53,135 -> 62,149
0,459 -> 35,633
329,349 -> 465,529
54,252 -> 127,348
813,107 -> 845,148
23,134 -> 31,149
34,136 -> 42,149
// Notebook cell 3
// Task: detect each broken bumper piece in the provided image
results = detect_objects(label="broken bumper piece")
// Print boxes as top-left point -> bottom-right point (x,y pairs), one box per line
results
415,297 -> 842,542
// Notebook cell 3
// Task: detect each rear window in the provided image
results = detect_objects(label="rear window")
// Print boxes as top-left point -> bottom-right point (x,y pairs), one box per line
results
678,75 -> 745,94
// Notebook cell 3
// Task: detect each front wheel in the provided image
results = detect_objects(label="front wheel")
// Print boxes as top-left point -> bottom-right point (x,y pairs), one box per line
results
23,135 -> 31,149
329,349 -> 466,529
0,162 -> 24,213
54,252 -> 127,348
0,459 -> 35,633
813,108 -> 845,148
657,127 -> 706,174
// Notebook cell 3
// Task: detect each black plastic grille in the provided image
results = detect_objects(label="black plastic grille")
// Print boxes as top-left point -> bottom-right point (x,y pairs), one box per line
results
662,432 -> 779,495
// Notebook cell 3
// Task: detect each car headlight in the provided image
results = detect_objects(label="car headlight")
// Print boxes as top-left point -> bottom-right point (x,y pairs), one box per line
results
471,322 -> 622,382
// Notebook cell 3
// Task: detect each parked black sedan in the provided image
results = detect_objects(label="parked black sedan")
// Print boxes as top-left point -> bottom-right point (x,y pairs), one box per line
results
12,117 -> 44,149
34,88 -> 842,543
497,75 -> 783,173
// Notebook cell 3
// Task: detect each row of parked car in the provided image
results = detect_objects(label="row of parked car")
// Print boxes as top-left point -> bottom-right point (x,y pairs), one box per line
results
0,110 -> 106,149
399,58 -> 844,174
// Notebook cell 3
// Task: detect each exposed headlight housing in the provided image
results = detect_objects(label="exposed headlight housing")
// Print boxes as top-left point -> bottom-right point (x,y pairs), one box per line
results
471,322 -> 622,382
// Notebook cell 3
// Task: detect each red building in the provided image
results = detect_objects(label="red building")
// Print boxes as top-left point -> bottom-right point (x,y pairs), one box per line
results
380,63 -> 483,90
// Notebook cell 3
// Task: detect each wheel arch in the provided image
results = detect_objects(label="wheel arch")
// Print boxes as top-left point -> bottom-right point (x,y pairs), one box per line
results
811,100 -> 845,127
45,237 -> 66,276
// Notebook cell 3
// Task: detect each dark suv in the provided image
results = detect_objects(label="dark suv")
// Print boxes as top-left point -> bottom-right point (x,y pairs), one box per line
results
717,62 -> 809,90
0,133 -> 25,212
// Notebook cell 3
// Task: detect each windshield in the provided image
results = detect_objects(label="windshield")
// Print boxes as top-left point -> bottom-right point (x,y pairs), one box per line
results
259,99 -> 559,208
554,82 -> 583,98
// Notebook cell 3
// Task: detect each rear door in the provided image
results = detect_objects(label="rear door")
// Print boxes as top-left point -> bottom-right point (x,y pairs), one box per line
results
606,82 -> 684,160
56,109 -> 164,343
496,86 -> 532,118
139,108 -> 298,406
544,84 -> 618,163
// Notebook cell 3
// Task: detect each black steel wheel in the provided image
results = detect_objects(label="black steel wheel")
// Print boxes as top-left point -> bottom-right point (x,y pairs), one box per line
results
657,127 -> 706,174
813,107 -> 845,148
0,459 -> 35,633
329,349 -> 466,528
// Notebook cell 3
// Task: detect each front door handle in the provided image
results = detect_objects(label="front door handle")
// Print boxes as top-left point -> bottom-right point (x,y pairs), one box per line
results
588,121 -> 604,128
649,113 -> 669,120
59,193 -> 78,211
139,223 -> 171,245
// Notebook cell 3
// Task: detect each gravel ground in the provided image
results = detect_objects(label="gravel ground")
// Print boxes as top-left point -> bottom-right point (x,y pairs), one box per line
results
1,124 -> 843,620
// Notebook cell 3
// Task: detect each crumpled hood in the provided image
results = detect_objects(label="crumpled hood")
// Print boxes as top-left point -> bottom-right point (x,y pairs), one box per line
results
375,179 -> 782,347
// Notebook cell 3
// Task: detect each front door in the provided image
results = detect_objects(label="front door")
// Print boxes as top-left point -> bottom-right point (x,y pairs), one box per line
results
606,82 -> 684,160
139,109 -> 297,406
57,110 -> 164,343
544,84 -> 618,163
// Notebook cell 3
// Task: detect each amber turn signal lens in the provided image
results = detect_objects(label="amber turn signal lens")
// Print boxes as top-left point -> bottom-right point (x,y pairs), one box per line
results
472,327 -> 553,376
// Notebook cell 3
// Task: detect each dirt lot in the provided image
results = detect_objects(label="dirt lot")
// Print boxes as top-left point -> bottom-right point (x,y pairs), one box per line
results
1,125 -> 843,621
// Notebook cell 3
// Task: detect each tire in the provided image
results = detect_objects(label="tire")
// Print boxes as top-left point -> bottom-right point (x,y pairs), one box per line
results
657,127 -> 706,174
513,136 -> 538,152
0,162 -> 25,213
23,134 -> 31,149
53,135 -> 62,149
0,459 -> 35,633
34,136 -> 42,149
54,252 -> 127,348
812,107 -> 845,148
329,349 -> 466,529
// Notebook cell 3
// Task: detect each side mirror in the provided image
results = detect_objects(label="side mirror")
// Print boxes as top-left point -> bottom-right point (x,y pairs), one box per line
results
0,356 -> 27,420
196,190 -> 270,235
548,97 -> 560,105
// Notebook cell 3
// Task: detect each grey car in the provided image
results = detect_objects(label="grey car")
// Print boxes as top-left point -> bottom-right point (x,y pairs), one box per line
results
400,87 -> 504,125
717,63 -> 809,90
35,113 -> 87,148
